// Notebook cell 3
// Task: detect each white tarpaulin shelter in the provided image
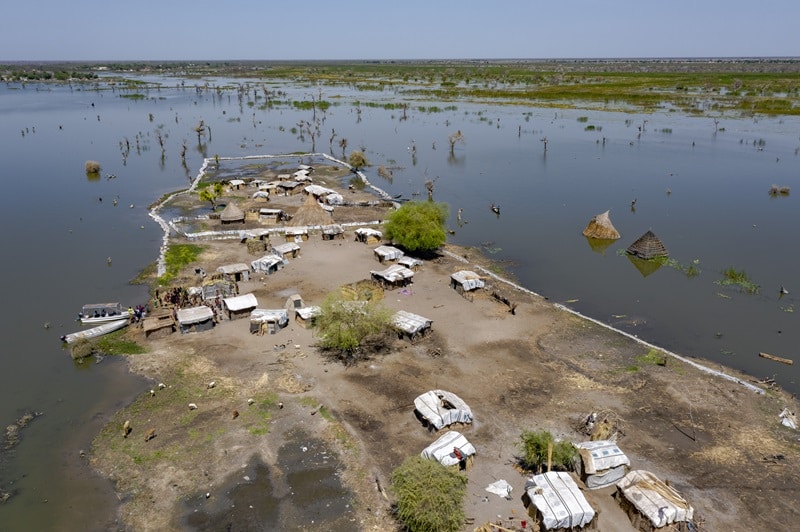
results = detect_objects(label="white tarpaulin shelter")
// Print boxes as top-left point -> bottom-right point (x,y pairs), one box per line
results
398,256 -> 423,270
176,306 -> 214,325
420,430 -> 476,467
575,440 -> 630,489
450,270 -> 485,291
373,245 -> 404,263
355,228 -> 382,243
272,242 -> 301,259
524,472 -> 595,530
371,264 -> 415,287
393,310 -> 432,339
249,308 -> 289,335
251,254 -> 285,274
223,293 -> 258,312
413,390 -> 473,430
616,470 -> 694,529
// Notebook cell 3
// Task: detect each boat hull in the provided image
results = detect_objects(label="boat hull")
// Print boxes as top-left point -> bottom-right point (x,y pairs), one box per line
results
62,318 -> 129,344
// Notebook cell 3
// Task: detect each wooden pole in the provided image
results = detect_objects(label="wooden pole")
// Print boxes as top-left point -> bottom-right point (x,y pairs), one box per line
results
759,352 -> 793,365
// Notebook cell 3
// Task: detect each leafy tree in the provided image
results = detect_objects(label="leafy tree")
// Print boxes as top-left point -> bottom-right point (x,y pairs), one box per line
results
383,201 -> 448,253
391,456 -> 467,532
348,150 -> 368,170
315,292 -> 394,364
198,182 -> 224,210
518,429 -> 577,473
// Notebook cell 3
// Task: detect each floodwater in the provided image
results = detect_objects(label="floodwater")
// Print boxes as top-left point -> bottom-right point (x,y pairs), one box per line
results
1,73 -> 799,528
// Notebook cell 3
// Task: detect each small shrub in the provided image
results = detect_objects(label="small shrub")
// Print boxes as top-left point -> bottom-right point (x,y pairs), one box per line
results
391,456 -> 467,532
518,429 -> 577,473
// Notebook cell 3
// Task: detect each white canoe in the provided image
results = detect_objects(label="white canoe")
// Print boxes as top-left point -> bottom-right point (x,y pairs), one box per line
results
61,318 -> 129,344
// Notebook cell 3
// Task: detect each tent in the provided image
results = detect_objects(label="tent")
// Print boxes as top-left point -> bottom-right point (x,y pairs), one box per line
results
371,264 -> 415,288
272,242 -> 301,259
523,472 -> 596,530
574,440 -> 630,489
450,270 -> 485,294
220,202 -> 245,224
420,430 -> 476,469
616,470 -> 694,530
251,254 -> 285,275
626,230 -> 668,260
373,245 -> 404,263
355,227 -> 382,244
294,306 -> 321,328
392,310 -> 432,341
398,256 -> 423,271
321,224 -> 345,240
176,306 -> 215,333
223,293 -> 258,320
249,308 -> 289,335
216,263 -> 250,282
413,390 -> 473,431
582,210 -> 621,240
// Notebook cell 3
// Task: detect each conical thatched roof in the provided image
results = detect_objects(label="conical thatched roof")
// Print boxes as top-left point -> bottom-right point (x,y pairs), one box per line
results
289,193 -> 332,227
582,210 -> 620,240
626,230 -> 668,260
220,201 -> 245,222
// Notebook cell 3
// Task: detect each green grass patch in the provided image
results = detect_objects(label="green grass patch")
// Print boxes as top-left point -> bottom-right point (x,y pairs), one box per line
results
636,349 -> 667,366
94,329 -> 146,355
158,243 -> 204,285
715,266 -> 759,294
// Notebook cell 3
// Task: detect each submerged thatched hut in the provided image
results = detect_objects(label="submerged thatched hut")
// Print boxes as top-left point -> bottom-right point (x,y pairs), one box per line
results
626,230 -> 668,260
582,210 -> 620,240
220,202 -> 245,225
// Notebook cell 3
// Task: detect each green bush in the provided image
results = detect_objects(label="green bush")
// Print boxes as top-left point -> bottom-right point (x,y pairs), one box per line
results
391,456 -> 467,532
383,201 -> 448,254
315,293 -> 394,364
518,429 -> 577,473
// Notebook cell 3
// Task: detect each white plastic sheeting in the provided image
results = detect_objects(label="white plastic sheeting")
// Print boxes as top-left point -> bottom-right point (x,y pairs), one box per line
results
420,430 -> 476,467
451,270 -> 485,291
251,254 -> 284,273
250,308 -> 289,326
371,264 -> 415,285
413,390 -> 473,430
616,470 -> 694,528
176,306 -> 214,325
223,293 -> 258,312
575,440 -> 630,475
392,310 -> 432,335
525,472 -> 595,530
374,245 -> 404,262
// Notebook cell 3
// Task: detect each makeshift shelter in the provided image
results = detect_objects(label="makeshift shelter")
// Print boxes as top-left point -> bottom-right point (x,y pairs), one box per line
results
249,308 -> 289,335
450,270 -> 485,298
321,224 -> 345,240
252,190 -> 270,202
355,227 -> 382,244
294,306 -> 321,328
615,470 -> 695,531
201,279 -> 236,301
373,245 -> 404,263
285,294 -> 304,313
251,254 -> 285,275
258,208 -> 284,224
223,293 -> 258,320
291,193 -> 333,229
574,440 -> 630,489
626,230 -> 668,260
522,472 -> 597,531
216,263 -> 250,282
293,169 -> 312,182
393,310 -> 432,342
420,430 -> 476,470
272,242 -> 301,260
176,306 -> 215,333
143,310 -> 175,340
398,256 -> 423,271
304,184 -> 337,199
371,264 -> 415,288
277,181 -> 303,195
582,210 -> 621,240
284,226 -> 309,242
220,202 -> 245,225
413,390 -> 473,431
227,179 -> 245,190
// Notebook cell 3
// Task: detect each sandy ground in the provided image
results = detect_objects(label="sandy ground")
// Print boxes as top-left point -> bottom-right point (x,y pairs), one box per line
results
91,184 -> 800,531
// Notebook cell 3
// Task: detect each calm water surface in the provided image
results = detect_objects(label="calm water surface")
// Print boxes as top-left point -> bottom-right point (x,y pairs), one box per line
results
1,75 -> 798,528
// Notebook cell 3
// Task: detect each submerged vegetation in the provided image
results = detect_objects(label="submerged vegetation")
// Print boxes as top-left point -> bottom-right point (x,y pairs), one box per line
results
715,267 -> 760,294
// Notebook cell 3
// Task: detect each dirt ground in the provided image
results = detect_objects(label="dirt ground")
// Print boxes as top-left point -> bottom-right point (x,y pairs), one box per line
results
91,182 -> 800,531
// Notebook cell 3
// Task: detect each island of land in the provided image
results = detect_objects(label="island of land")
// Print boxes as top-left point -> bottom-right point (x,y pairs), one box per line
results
78,152 -> 800,532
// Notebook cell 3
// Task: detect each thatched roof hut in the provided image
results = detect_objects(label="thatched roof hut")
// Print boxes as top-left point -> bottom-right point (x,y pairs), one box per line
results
290,193 -> 332,227
220,202 -> 245,224
626,230 -> 668,260
582,210 -> 620,240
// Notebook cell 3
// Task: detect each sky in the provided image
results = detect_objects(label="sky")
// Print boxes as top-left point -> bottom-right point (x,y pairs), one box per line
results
2,0 -> 798,62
